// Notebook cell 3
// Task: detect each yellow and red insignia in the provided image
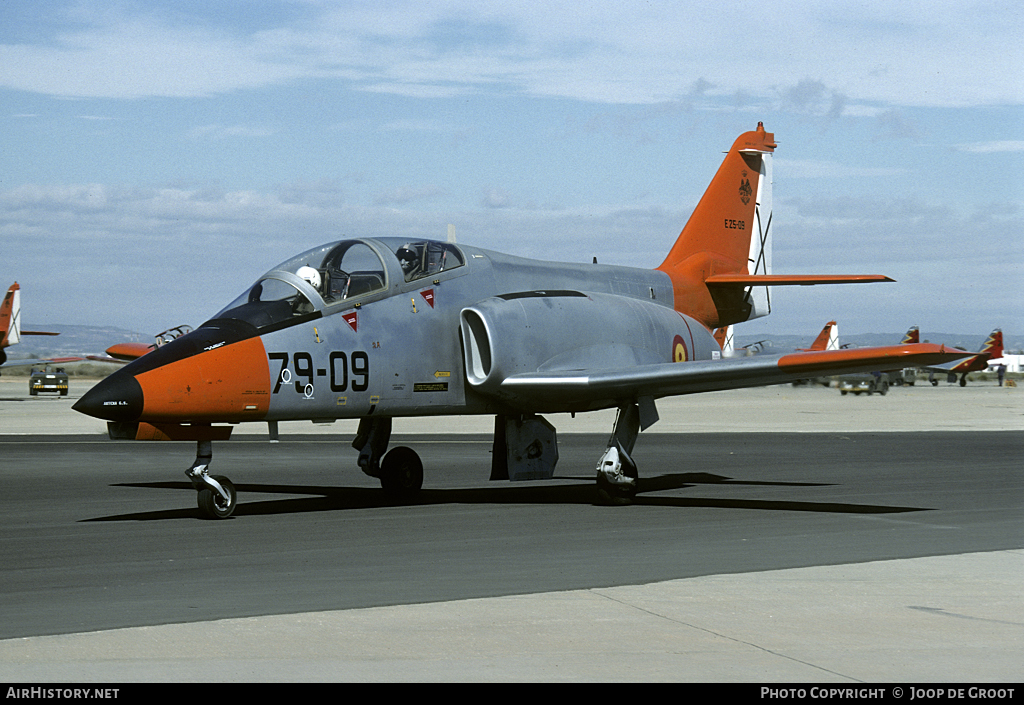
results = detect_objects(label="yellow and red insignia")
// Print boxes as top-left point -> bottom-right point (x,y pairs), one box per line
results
672,334 -> 688,362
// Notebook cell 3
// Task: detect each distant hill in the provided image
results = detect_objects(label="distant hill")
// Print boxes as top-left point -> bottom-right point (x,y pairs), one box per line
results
5,324 -> 143,360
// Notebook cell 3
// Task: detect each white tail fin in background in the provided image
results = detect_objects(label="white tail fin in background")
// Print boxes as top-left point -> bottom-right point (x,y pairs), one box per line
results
713,325 -> 737,357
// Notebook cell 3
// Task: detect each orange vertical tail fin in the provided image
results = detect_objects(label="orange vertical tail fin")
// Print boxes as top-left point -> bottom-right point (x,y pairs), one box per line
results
1,283 -> 21,350
800,321 -> 839,351
657,123 -> 776,328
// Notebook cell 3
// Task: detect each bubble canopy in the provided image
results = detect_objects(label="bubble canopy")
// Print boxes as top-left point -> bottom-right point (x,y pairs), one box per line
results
207,238 -> 463,332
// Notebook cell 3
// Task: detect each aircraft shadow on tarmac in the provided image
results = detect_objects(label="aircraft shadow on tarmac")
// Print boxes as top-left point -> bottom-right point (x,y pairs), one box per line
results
81,472 -> 929,522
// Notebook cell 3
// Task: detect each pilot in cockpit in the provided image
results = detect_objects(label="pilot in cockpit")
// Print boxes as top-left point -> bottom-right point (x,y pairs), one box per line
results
294,266 -> 321,313
396,243 -> 423,281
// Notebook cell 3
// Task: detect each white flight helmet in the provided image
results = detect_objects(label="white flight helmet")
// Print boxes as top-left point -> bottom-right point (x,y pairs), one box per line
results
296,266 -> 322,291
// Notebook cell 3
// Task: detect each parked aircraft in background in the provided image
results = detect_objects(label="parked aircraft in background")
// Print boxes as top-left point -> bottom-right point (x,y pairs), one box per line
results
73,123 -> 969,519
101,326 -> 194,362
798,320 -> 840,352
923,329 -> 1003,386
0,282 -> 74,371
713,325 -> 770,358
887,326 -> 921,386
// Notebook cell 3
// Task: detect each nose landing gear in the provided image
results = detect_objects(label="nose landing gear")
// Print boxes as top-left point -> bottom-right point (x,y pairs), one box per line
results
186,440 -> 238,519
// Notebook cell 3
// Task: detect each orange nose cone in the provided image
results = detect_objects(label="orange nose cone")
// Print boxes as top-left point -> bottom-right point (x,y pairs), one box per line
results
134,336 -> 272,423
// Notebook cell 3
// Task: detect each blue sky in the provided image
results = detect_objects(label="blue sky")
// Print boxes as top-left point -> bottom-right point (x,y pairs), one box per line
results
2,0 -> 1022,339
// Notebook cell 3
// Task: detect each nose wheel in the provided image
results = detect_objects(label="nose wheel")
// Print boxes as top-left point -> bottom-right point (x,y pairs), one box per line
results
197,475 -> 237,519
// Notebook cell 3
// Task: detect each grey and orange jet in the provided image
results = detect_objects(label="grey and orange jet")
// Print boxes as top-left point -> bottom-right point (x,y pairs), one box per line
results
74,124 -> 969,518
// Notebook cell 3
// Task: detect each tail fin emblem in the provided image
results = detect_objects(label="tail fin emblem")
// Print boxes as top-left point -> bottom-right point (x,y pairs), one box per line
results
739,178 -> 752,205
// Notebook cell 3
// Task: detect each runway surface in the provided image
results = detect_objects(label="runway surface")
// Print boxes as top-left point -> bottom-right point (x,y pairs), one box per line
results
0,380 -> 1021,681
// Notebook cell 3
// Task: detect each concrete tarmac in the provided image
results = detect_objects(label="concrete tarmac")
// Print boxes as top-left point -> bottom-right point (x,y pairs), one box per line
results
0,376 -> 1021,682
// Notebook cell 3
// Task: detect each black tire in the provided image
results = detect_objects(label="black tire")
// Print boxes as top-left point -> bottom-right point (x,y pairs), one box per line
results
380,447 -> 423,496
197,475 -> 237,519
596,471 -> 637,506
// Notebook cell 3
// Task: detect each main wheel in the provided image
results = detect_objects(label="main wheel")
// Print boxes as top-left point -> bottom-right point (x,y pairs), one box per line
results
197,475 -> 237,519
596,468 -> 638,506
379,446 -> 423,497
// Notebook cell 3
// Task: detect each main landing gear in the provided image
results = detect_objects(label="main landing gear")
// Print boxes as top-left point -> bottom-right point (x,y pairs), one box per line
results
352,417 -> 424,497
186,439 -> 238,519
595,403 -> 643,505
595,398 -> 658,505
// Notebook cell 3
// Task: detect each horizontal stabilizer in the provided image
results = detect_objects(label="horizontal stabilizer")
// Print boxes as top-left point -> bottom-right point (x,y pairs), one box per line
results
706,274 -> 894,286
500,344 -> 970,406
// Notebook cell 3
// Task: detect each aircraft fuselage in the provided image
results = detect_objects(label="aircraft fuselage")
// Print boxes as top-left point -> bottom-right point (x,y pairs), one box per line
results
75,237 -> 719,430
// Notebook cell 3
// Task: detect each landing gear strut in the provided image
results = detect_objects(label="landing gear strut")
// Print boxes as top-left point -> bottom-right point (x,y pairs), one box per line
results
595,398 -> 658,505
596,403 -> 644,505
353,417 -> 423,497
186,440 -> 237,519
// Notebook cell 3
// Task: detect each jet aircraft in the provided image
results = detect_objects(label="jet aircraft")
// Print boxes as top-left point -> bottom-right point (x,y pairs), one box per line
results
798,321 -> 840,352
73,124 -> 969,518
922,329 -> 1003,386
0,282 -> 70,371
101,325 -> 194,362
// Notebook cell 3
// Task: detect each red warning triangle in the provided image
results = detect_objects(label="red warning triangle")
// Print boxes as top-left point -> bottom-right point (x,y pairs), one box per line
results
343,312 -> 358,332
421,289 -> 435,308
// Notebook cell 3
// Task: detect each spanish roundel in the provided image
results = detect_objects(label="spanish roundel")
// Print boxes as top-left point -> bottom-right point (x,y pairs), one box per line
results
672,334 -> 688,362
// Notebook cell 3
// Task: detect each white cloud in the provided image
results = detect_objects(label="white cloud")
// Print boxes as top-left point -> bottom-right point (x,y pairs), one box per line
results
0,2 -> 1020,107
4,179 -> 1021,335
954,141 -> 1024,153
778,159 -> 905,180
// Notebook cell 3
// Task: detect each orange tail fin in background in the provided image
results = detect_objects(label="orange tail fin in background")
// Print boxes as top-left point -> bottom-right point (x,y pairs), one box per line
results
1,283 -> 22,350
799,321 -> 839,352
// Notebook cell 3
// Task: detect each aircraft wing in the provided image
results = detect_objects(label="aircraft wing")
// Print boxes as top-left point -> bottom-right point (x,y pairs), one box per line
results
500,344 -> 970,408
0,356 -> 86,368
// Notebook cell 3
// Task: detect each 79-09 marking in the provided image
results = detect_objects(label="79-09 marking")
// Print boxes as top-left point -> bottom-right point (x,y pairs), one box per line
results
269,351 -> 369,394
